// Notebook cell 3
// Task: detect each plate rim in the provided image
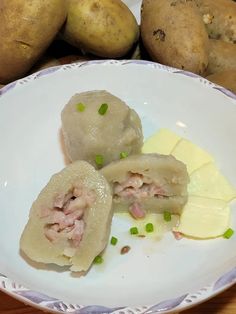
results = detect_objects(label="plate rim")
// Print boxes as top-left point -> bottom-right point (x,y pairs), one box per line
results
0,59 -> 235,314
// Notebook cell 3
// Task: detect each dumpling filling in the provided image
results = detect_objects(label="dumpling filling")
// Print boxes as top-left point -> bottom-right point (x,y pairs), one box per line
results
113,172 -> 184,219
113,172 -> 178,219
41,186 -> 96,248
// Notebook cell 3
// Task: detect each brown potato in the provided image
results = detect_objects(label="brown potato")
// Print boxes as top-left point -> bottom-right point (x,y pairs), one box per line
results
141,0 -> 209,75
206,70 -> 236,94
0,0 -> 67,84
62,0 -> 139,58
195,0 -> 236,43
207,39 -> 236,75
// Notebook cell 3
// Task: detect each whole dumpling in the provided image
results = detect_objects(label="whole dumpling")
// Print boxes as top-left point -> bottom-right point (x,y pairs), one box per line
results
101,153 -> 189,218
61,90 -> 143,168
20,161 -> 112,272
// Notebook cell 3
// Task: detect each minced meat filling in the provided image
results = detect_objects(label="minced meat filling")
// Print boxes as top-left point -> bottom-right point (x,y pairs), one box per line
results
41,186 -> 96,247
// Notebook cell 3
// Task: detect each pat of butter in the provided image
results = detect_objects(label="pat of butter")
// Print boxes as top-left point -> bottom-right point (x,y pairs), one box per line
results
188,163 -> 236,202
171,139 -> 214,174
175,196 -> 230,239
142,128 -> 181,155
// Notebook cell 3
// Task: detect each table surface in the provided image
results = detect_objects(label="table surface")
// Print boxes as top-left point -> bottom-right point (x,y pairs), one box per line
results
0,284 -> 235,314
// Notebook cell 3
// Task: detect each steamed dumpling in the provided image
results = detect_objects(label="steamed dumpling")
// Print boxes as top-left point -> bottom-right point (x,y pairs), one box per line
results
101,154 -> 189,218
20,161 -> 112,272
61,90 -> 143,168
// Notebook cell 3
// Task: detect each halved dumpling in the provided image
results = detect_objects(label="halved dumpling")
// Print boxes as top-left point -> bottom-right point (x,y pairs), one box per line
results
20,161 -> 112,272
100,154 -> 189,218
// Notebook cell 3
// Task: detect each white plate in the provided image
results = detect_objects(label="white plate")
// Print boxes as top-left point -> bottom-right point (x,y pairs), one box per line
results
0,60 -> 236,314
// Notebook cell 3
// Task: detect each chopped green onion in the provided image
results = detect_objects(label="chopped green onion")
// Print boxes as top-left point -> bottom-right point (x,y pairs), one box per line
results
145,223 -> 154,233
95,154 -> 104,166
76,102 -> 85,112
110,236 -> 118,246
120,151 -> 129,159
93,255 -> 103,264
98,103 -> 108,115
163,211 -> 172,222
223,228 -> 234,239
130,226 -> 139,235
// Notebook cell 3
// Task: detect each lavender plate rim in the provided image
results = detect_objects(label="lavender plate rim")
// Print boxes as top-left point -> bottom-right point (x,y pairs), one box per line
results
0,59 -> 235,314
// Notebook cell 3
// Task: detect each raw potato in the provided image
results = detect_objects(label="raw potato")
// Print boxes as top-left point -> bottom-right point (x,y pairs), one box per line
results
0,0 -> 67,84
206,70 -> 236,94
195,0 -> 236,43
207,39 -> 236,75
62,0 -> 139,58
141,0 -> 209,75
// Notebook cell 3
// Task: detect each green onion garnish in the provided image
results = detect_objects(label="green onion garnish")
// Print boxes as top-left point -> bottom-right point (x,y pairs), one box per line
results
110,236 -> 118,245
76,102 -> 85,112
145,223 -> 154,233
93,255 -> 103,264
130,227 -> 139,235
98,103 -> 108,115
223,228 -> 234,239
120,151 -> 129,159
95,154 -> 104,166
163,211 -> 172,222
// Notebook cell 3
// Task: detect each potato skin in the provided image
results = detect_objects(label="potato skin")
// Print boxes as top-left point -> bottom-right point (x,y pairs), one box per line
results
207,39 -> 236,75
206,70 -> 236,94
141,0 -> 209,75
62,0 -> 139,58
195,0 -> 236,43
0,0 -> 67,84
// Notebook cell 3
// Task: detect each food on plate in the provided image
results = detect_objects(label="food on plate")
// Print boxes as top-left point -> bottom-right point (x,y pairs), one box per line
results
171,138 -> 214,174
20,161 -> 113,272
207,39 -> 236,75
174,196 -> 230,238
206,70 -> 236,94
143,129 -> 235,240
188,162 -> 236,201
101,154 -> 189,218
142,128 -> 181,155
195,0 -> 236,43
141,0 -> 209,75
0,0 -> 67,84
61,90 -> 143,168
61,0 -> 139,58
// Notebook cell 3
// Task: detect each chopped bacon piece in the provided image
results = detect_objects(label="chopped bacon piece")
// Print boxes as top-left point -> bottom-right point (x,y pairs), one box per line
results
129,202 -> 145,219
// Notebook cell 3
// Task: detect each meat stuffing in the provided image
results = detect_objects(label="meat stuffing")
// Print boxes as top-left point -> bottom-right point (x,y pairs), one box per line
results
114,172 -> 171,219
43,186 -> 96,247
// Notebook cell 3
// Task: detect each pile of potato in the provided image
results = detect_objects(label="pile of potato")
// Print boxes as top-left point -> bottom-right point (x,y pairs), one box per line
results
0,0 -> 235,93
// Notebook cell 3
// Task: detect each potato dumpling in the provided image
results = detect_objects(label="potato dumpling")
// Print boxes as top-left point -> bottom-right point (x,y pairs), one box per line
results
20,160 -> 113,272
141,0 -> 209,75
61,90 -> 143,168
0,0 -> 67,84
62,0 -> 139,57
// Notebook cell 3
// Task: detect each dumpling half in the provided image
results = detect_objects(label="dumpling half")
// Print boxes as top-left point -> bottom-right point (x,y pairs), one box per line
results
20,161 -> 112,272
101,154 -> 189,218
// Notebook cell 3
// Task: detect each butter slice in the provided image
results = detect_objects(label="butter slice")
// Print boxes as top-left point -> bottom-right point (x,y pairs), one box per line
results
175,196 -> 230,239
188,163 -> 236,202
142,128 -> 181,154
171,139 -> 214,174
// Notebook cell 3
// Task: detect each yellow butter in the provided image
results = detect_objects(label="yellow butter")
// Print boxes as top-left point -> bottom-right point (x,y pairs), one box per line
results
171,138 -> 214,174
188,163 -> 236,202
175,196 -> 230,239
142,128 -> 181,155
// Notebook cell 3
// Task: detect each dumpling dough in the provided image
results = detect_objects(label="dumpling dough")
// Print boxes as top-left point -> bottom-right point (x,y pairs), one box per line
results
20,161 -> 112,272
61,90 -> 143,168
101,153 -> 189,217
